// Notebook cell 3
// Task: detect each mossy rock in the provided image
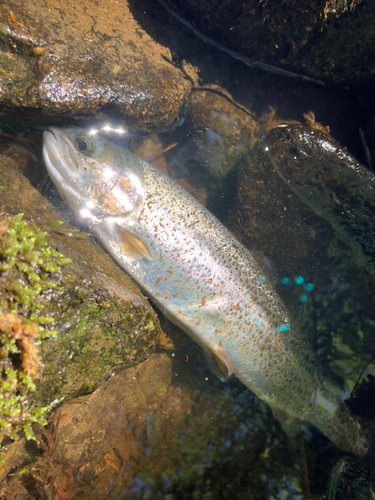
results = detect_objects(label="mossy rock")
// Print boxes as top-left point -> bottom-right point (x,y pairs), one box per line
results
0,155 -> 162,452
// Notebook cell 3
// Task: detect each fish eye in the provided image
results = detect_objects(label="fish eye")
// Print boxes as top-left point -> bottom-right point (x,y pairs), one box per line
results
75,136 -> 93,153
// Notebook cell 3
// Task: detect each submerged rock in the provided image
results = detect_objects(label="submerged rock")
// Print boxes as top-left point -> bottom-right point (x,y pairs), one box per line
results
162,88 -> 259,205
0,352 -> 307,500
226,136 -> 338,288
264,124 -> 375,276
226,126 -> 375,392
0,1 -> 191,129
328,456 -> 375,500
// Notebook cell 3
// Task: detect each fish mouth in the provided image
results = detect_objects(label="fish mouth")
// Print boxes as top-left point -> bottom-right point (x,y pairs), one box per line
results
43,127 -> 79,187
43,128 -> 72,185
43,127 -> 82,206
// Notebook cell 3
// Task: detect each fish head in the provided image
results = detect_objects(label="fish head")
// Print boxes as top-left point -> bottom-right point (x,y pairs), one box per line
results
43,127 -> 144,222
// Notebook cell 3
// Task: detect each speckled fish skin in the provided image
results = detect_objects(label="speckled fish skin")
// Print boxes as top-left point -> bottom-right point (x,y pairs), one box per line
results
43,127 -> 370,458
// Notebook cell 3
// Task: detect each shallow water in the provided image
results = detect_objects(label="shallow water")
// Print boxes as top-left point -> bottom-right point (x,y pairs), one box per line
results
1,4 -> 375,499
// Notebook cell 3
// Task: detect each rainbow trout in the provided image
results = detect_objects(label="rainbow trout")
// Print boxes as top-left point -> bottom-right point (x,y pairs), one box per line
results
43,127 -> 372,458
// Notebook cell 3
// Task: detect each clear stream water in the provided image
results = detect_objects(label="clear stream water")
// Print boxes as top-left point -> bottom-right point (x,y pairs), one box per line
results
1,6 -> 375,499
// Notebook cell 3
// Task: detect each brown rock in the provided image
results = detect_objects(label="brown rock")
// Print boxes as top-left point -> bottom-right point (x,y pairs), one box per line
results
0,1 -> 191,129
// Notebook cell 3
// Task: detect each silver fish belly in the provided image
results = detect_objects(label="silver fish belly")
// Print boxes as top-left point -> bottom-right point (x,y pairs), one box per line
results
43,127 -> 370,458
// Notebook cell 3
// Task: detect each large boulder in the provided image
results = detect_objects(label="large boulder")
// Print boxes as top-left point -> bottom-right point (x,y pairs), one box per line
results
0,0 -> 191,130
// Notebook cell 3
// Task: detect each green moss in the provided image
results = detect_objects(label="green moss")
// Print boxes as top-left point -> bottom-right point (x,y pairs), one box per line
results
0,214 -> 71,461
18,267 -> 161,411
0,214 -> 71,327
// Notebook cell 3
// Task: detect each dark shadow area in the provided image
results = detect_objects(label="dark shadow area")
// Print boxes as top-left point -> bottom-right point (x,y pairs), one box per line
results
127,0 -> 374,166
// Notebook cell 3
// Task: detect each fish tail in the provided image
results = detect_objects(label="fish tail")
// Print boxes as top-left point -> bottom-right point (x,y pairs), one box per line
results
309,387 -> 371,459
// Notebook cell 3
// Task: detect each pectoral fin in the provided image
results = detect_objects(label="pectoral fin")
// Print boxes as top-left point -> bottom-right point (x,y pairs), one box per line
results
114,223 -> 153,260
204,345 -> 234,382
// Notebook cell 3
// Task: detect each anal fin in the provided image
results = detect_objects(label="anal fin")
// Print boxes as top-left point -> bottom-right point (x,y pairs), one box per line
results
204,345 -> 234,382
271,405 -> 305,436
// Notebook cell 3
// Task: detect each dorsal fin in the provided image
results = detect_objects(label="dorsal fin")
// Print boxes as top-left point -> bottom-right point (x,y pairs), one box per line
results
114,223 -> 153,260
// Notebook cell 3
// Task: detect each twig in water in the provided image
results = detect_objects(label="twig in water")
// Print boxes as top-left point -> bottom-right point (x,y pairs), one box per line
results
146,142 -> 178,162
10,11 -> 27,30
299,437 -> 311,499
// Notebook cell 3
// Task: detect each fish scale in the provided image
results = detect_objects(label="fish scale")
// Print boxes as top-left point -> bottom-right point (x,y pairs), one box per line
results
43,126 -> 372,459
133,163 -> 292,373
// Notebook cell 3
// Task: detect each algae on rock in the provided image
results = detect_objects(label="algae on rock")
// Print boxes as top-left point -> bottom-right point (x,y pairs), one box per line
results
0,213 -> 72,458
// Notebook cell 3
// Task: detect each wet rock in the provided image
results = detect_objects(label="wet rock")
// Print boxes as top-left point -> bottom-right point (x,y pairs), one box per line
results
160,0 -> 375,85
328,456 -> 375,500
0,353 -> 195,499
0,1 -> 191,129
186,89 -> 258,145
227,121 -> 375,286
51,353 -> 176,466
0,153 -> 162,443
0,438 -> 28,482
173,89 -> 257,181
226,136 -> 338,288
263,124 -> 375,276
141,88 -> 259,207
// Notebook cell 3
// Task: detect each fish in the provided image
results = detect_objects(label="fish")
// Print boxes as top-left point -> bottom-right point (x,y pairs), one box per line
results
43,126 -> 373,459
